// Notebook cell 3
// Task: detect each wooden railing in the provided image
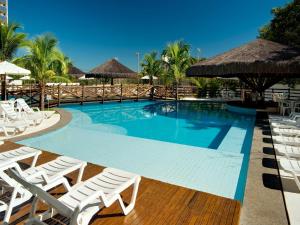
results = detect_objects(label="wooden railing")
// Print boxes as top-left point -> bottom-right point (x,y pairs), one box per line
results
6,84 -> 300,106
7,84 -> 154,106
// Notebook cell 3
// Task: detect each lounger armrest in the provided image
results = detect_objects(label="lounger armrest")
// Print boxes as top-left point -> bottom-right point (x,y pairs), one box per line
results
77,190 -> 107,211
25,169 -> 49,183
31,107 -> 40,112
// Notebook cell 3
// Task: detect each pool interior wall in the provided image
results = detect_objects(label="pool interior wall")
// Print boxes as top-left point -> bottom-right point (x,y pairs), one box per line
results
19,100 -> 255,201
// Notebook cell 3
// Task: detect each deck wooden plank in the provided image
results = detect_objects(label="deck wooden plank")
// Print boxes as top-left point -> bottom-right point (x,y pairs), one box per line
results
0,142 -> 241,225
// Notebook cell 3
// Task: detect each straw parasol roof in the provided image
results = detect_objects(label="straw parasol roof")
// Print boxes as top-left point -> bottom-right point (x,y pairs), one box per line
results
86,59 -> 137,79
186,39 -> 300,78
68,65 -> 85,79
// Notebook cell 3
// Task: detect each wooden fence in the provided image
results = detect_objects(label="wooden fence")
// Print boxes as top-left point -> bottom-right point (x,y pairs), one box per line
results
7,84 -> 154,106
6,84 -> 300,106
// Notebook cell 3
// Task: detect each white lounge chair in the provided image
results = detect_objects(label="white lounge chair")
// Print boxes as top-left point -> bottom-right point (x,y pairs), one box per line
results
272,135 -> 300,146
16,99 -> 45,125
0,156 -> 87,224
272,128 -> 300,137
0,102 -> 41,126
279,157 -> 300,190
16,98 -> 56,120
269,112 -> 300,121
8,167 -> 141,225
274,143 -> 300,158
0,120 -> 28,137
0,146 -> 41,169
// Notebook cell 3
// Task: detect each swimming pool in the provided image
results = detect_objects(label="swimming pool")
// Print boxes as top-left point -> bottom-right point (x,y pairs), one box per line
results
19,100 -> 255,201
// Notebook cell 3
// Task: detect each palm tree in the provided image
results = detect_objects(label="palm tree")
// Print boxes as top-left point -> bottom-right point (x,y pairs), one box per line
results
141,51 -> 163,85
0,23 -> 27,61
15,34 -> 70,110
161,41 -> 194,85
0,23 -> 27,100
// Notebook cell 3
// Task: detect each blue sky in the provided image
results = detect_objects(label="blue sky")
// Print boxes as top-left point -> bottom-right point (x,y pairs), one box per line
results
10,0 -> 289,72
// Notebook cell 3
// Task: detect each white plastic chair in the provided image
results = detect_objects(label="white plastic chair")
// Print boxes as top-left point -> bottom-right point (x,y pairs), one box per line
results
281,101 -> 293,116
0,156 -> 87,224
274,144 -> 300,158
0,102 -> 41,126
269,112 -> 300,122
0,146 -> 41,169
280,157 -> 300,191
15,99 -> 44,124
8,167 -> 141,225
272,135 -> 300,146
0,119 -> 28,137
272,128 -> 300,137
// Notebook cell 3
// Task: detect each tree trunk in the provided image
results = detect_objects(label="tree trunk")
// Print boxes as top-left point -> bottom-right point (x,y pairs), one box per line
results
1,75 -> 6,100
39,82 -> 45,110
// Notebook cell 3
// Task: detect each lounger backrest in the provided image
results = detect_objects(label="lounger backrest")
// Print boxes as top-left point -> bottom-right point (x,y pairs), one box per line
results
16,98 -> 32,113
7,169 -> 74,218
0,102 -> 18,119
0,146 -> 41,162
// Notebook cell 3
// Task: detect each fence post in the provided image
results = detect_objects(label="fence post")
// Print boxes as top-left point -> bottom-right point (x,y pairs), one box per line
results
288,88 -> 291,99
120,84 -> 123,102
176,84 -> 178,101
101,83 -> 104,104
57,85 -> 61,106
165,86 -> 167,100
136,83 -> 139,101
151,85 -> 154,100
81,84 -> 85,105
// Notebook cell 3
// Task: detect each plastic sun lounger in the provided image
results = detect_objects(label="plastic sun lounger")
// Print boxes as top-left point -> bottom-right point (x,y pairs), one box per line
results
274,143 -> 300,158
279,157 -> 300,191
272,136 -> 300,146
272,128 -> 300,136
16,98 -> 55,119
0,156 -> 87,224
270,116 -> 300,129
15,99 -> 45,121
0,120 -> 28,137
0,146 -> 41,169
0,102 -> 40,126
15,99 -> 44,125
8,167 -> 141,225
269,112 -> 300,122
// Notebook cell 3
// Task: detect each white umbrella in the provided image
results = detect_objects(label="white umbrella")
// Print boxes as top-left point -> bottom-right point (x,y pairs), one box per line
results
0,61 -> 31,75
6,75 -> 13,80
141,75 -> 158,80
0,61 -> 31,100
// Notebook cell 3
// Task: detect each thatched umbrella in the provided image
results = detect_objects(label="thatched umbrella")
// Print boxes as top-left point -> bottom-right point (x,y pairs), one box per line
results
186,39 -> 300,97
68,65 -> 85,80
86,59 -> 137,85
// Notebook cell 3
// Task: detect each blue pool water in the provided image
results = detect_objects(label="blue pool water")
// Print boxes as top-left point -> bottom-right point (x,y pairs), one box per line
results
19,100 -> 255,201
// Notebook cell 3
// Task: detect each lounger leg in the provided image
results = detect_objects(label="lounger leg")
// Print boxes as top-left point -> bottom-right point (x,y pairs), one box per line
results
30,197 -> 39,218
117,177 -> 141,215
3,186 -> 19,224
0,126 -> 9,137
76,164 -> 86,184
31,153 -> 40,168
61,178 -> 72,192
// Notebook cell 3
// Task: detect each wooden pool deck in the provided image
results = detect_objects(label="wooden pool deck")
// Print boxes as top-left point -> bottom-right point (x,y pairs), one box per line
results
0,141 -> 240,225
